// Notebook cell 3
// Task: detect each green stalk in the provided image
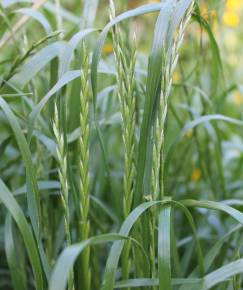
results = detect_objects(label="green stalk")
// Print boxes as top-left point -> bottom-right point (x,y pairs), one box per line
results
152,1 -> 194,201
150,1 -> 194,286
109,0 -> 137,284
53,104 -> 74,290
77,43 -> 91,290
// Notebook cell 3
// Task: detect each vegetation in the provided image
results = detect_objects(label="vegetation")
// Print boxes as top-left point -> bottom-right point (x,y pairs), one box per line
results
0,0 -> 243,289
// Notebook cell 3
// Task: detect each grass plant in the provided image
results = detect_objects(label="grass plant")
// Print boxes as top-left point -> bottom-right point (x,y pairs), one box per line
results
0,0 -> 243,290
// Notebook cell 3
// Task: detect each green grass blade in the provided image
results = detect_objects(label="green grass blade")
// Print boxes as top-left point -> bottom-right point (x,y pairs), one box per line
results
134,0 -> 193,205
181,114 -> 243,136
201,259 -> 243,290
182,199 -> 243,224
114,278 -> 201,288
10,41 -> 65,87
101,199 -> 203,290
134,1 -> 174,205
81,0 -> 99,29
158,205 -> 172,290
91,2 -> 164,108
28,70 -> 80,137
0,179 -> 44,290
15,8 -> 52,34
192,10 -> 224,96
0,96 -> 41,237
0,96 -> 51,279
49,234 -> 133,290
4,214 -> 27,290
59,28 -> 97,76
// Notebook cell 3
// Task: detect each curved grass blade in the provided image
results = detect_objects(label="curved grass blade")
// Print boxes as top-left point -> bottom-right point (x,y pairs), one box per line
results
0,96 -> 51,279
10,41 -> 65,87
90,3 -> 165,199
192,10 -> 224,96
134,0 -> 194,205
90,195 -> 119,225
59,28 -> 97,76
81,0 -> 99,28
5,214 -> 27,290
200,259 -> 243,290
114,278 -> 202,288
102,199 -> 203,290
0,96 -> 41,238
134,1 -> 174,205
91,2 -> 164,107
49,234 -> 142,290
179,225 -> 243,290
28,70 -> 80,137
181,114 -> 243,137
165,114 -> 243,182
0,179 -> 44,290
13,181 -> 60,196
15,8 -> 52,34
114,262 -> 243,290
182,199 -> 243,224
2,0 -> 34,8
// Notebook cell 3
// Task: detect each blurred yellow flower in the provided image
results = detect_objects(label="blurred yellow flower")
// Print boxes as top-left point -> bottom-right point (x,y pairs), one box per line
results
201,3 -> 209,19
223,10 -> 240,27
201,3 -> 217,20
191,168 -> 202,182
186,128 -> 193,139
211,9 -> 217,18
226,0 -> 242,11
233,92 -> 243,105
173,71 -> 180,83
103,43 -> 113,54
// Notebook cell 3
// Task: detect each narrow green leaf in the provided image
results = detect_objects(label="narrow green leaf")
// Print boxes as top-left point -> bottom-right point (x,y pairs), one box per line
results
201,259 -> 243,290
0,96 -> 40,238
102,199 -> 203,290
182,199 -> 243,224
5,214 -> 27,290
49,234 -> 133,290
91,2 -> 164,107
114,278 -> 202,288
59,28 -> 97,76
10,41 -> 65,87
181,114 -> 243,137
0,96 -> 51,279
15,8 -> 52,34
0,179 -> 44,290
28,70 -> 80,137
158,205 -> 172,290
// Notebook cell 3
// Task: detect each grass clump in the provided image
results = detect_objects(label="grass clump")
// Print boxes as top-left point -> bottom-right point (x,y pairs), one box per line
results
1,0 -> 243,290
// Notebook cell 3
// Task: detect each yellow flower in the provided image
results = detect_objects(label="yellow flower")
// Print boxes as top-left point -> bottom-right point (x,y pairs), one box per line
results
103,43 -> 113,54
211,9 -> 217,18
172,71 -> 180,83
223,10 -> 240,27
226,0 -> 242,11
191,168 -> 202,182
233,92 -> 243,105
201,3 -> 209,19
186,128 -> 193,139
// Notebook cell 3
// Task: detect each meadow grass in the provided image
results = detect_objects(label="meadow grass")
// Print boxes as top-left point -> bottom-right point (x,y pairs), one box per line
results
0,0 -> 243,290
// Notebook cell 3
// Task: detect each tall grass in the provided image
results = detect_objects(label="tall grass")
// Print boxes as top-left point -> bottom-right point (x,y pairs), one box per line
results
1,0 -> 243,290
